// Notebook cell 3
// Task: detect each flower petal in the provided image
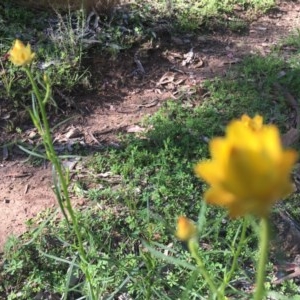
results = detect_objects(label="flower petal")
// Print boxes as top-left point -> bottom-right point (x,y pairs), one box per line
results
9,39 -> 35,66
194,161 -> 224,185
195,114 -> 298,218
204,187 -> 236,206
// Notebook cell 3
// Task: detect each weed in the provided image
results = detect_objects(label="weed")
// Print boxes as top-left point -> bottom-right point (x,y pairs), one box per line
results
282,29 -> 300,49
0,2 -> 88,108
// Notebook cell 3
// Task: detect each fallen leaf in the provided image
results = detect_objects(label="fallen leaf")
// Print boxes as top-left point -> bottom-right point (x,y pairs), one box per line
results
28,130 -> 37,139
1,113 -> 11,120
193,59 -> 204,68
98,172 -> 113,178
166,51 -> 182,60
173,78 -> 186,86
157,72 -> 175,86
139,100 -> 158,108
65,127 -> 82,139
257,26 -> 267,31
127,125 -> 146,133
273,263 -> 300,284
182,48 -> 194,66
62,158 -> 80,171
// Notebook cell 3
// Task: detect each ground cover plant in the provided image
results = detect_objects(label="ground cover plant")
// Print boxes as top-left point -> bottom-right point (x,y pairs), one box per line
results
1,0 -> 300,299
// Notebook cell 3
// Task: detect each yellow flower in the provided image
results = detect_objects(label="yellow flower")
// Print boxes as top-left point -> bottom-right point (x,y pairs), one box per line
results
176,216 -> 197,241
194,114 -> 298,218
9,39 -> 35,67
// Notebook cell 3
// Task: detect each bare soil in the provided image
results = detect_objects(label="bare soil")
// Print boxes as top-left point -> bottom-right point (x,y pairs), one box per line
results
1,1 -> 300,251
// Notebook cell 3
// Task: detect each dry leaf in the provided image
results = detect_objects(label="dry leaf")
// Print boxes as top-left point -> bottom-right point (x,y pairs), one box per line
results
1,113 -> 11,120
182,48 -> 194,66
166,51 -> 182,60
157,72 -> 175,86
65,127 -> 82,139
127,125 -> 146,133
193,59 -> 204,68
28,130 -> 37,139
273,263 -> 300,284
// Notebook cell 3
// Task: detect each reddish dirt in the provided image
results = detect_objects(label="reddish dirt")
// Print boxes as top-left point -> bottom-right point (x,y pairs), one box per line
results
0,162 -> 56,248
1,1 -> 300,251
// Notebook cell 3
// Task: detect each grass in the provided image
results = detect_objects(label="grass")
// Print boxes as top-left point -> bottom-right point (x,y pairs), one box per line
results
0,6 -> 86,108
1,0 -> 300,299
0,0 -> 276,139
0,0 -> 276,108
2,49 -> 300,298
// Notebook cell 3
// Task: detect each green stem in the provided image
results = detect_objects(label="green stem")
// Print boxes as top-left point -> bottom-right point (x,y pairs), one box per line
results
24,67 -> 95,300
25,68 -> 69,218
254,217 -> 269,300
220,218 -> 248,294
188,239 -> 221,299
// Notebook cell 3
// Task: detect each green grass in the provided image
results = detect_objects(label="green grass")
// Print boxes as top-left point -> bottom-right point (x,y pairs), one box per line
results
1,0 -> 300,299
2,46 -> 300,298
133,0 -> 275,32
0,3 -> 88,107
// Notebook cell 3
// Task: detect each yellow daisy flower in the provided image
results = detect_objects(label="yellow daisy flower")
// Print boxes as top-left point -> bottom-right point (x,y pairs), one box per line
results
9,39 -> 35,67
194,114 -> 298,218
